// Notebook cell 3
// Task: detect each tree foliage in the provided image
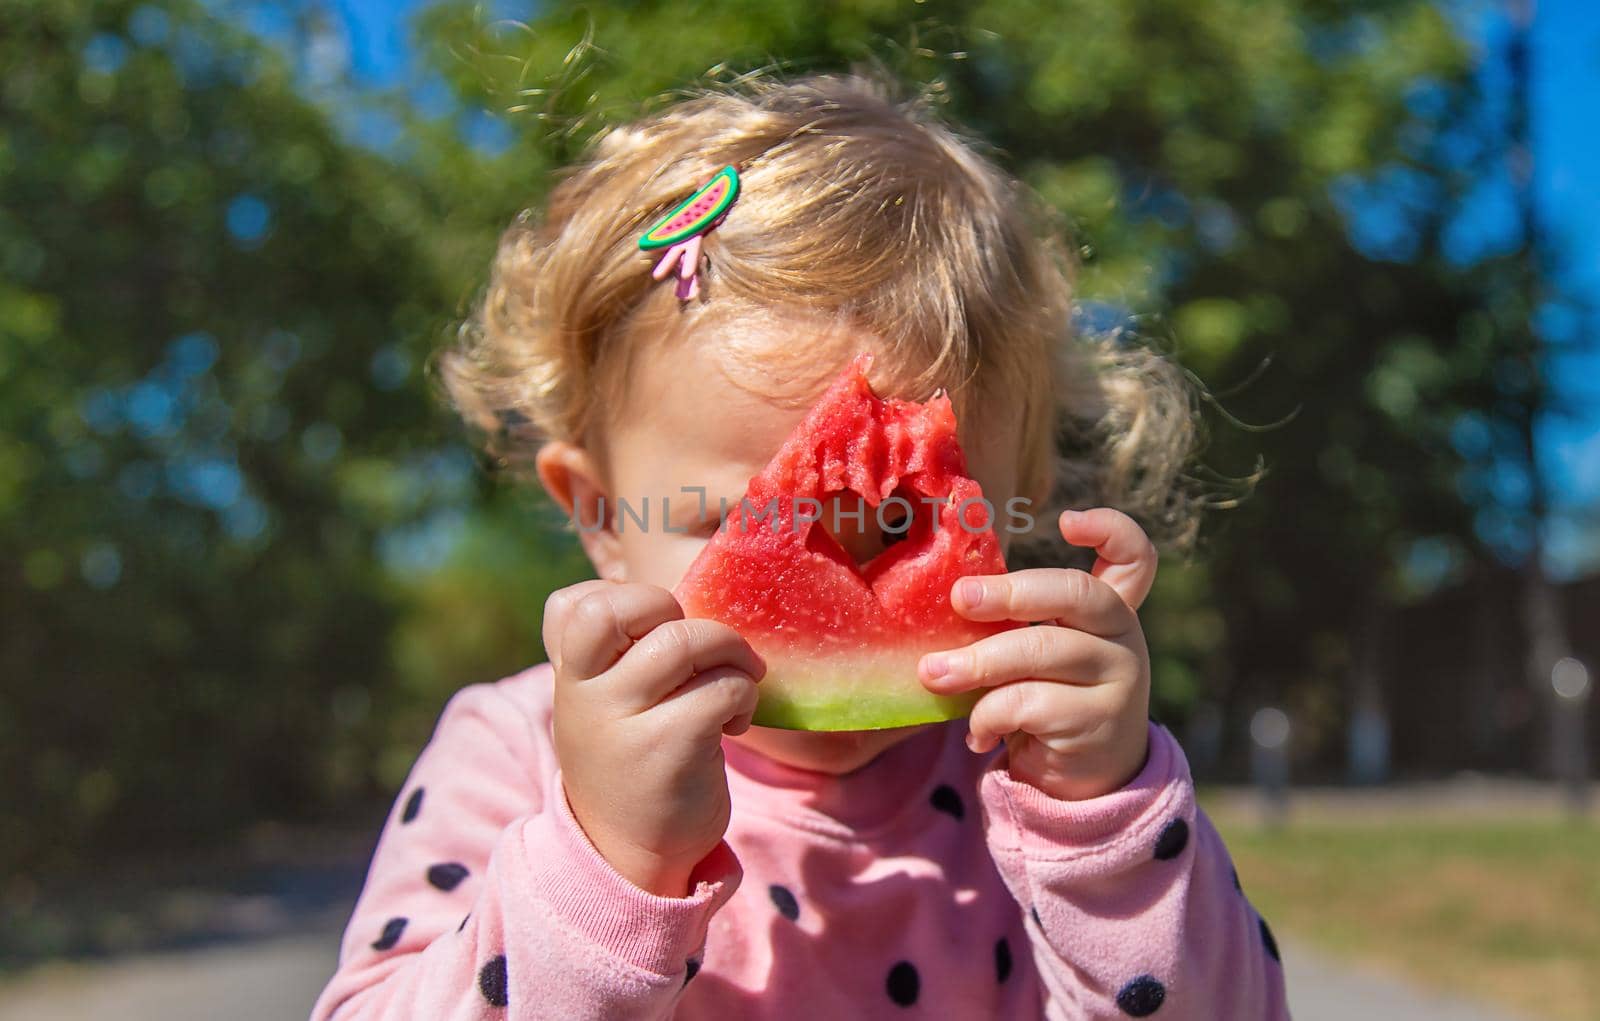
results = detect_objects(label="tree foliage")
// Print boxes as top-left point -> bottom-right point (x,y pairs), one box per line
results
0,0 -> 489,874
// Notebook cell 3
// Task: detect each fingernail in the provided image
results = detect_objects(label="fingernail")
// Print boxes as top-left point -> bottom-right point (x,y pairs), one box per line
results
958,578 -> 984,609
922,654 -> 949,682
965,733 -> 979,753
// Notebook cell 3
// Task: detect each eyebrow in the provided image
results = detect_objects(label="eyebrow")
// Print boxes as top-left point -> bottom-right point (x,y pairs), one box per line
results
661,486 -> 745,527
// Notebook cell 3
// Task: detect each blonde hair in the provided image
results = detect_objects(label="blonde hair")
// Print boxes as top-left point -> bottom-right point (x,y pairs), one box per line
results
432,68 -> 1214,555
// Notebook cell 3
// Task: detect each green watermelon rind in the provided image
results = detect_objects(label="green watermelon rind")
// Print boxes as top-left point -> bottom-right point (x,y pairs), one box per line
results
751,685 -> 981,731
638,166 -> 740,250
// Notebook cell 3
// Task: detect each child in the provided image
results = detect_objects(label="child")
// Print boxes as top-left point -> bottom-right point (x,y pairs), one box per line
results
311,71 -> 1289,1019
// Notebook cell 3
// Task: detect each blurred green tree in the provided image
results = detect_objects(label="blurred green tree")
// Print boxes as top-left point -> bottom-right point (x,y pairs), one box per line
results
0,0 -> 584,880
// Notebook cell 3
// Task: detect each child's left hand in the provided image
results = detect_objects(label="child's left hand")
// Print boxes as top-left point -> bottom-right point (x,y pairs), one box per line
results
918,508 -> 1158,802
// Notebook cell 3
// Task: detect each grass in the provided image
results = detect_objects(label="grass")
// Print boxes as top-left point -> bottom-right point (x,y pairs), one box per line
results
1204,808 -> 1600,1021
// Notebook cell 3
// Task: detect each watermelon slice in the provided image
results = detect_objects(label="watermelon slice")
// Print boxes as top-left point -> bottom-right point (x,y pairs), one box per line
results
638,165 -> 740,250
674,354 -> 1022,731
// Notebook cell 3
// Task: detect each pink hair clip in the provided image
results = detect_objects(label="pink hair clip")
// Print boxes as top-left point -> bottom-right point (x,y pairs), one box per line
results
638,165 -> 741,301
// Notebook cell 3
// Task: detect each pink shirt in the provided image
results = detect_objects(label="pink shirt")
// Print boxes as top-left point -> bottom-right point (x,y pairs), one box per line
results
312,663 -> 1288,1019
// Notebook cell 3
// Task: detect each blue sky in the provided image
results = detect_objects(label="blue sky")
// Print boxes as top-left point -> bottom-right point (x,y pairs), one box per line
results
1523,0 -> 1600,575
260,0 -> 1600,577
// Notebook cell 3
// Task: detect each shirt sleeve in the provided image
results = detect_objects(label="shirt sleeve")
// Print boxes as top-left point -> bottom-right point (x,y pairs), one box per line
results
310,680 -> 743,1020
976,721 -> 1289,1020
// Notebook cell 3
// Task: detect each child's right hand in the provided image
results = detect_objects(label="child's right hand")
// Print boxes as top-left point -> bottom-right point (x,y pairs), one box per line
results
542,580 -> 765,897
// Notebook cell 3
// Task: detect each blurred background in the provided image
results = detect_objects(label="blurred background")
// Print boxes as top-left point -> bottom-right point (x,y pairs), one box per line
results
1,0 -> 1595,1018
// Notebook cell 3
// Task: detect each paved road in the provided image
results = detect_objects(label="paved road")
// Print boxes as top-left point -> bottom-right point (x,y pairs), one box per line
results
0,930 -> 1530,1021
0,933 -> 337,1021
1279,939 -> 1530,1021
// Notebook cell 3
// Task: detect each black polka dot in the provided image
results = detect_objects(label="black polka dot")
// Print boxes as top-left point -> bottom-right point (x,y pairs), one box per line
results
458,913 -> 471,933
930,783 -> 965,820
1030,905 -> 1043,929
768,884 -> 800,921
1259,916 -> 1281,963
1153,818 -> 1189,861
371,917 -> 406,951
994,937 -> 1013,983
401,787 -> 424,824
886,961 -> 920,1006
1115,975 -> 1166,1016
427,862 -> 469,892
478,954 -> 508,1007
684,957 -> 701,985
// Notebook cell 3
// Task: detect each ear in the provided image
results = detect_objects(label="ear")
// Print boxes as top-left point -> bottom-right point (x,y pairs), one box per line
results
535,441 -> 628,583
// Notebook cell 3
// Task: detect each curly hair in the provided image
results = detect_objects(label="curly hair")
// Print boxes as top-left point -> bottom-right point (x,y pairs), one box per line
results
431,67 -> 1213,556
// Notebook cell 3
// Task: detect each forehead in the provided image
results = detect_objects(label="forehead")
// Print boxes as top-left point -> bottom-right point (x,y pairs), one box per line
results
603,320 -> 836,497
599,312 -> 1022,498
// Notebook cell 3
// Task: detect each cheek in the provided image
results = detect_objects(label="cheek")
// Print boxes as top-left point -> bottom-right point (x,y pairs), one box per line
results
615,528 -> 712,591
962,404 -> 1027,508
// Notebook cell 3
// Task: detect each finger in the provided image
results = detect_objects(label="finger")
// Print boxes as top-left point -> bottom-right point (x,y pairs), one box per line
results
610,618 -> 766,710
965,679 -> 1120,755
918,625 -> 1120,695
949,568 -> 1137,638
542,579 -> 620,672
653,665 -> 762,741
559,584 -> 686,681
1058,508 -> 1159,611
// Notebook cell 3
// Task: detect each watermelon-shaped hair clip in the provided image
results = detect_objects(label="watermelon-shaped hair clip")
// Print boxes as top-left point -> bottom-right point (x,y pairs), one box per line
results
639,164 -> 741,301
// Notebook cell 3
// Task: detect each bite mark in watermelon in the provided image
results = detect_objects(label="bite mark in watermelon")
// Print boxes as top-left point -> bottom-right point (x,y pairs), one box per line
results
674,353 -> 1022,731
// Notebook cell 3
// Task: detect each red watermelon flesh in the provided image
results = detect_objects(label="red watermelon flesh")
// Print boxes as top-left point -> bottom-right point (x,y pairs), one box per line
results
674,353 -> 1022,730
